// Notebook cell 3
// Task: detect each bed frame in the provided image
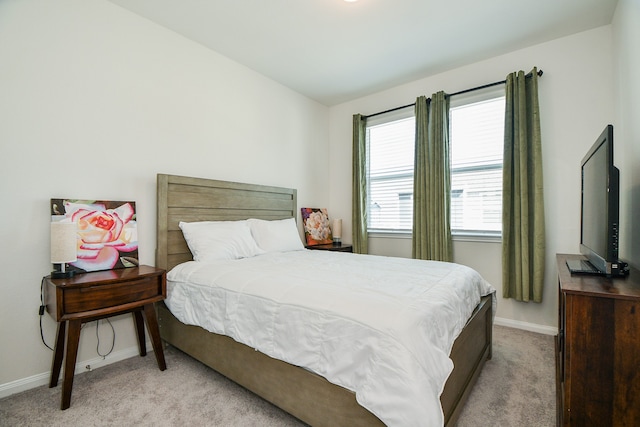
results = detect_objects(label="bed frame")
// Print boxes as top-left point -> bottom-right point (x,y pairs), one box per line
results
156,173 -> 492,427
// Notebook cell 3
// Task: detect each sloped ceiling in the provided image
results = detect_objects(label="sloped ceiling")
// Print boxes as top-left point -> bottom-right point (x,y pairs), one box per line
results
109,0 -> 618,106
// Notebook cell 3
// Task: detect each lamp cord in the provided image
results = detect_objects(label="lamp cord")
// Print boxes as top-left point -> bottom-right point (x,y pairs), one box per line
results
39,277 -> 54,351
96,318 -> 115,358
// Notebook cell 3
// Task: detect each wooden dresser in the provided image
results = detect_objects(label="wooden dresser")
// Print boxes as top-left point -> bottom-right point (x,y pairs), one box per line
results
556,254 -> 640,426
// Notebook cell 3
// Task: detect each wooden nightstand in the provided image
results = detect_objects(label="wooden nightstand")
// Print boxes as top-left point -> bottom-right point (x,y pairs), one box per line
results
44,265 -> 166,410
306,243 -> 353,253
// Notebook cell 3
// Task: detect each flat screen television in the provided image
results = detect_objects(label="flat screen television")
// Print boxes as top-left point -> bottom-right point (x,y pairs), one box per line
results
570,124 -> 628,277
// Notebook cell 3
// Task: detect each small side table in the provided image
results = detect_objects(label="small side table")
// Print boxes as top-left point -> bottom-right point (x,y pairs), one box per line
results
44,265 -> 166,410
306,243 -> 353,253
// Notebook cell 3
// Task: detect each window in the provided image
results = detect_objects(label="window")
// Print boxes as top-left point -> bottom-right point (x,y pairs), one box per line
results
366,107 -> 415,233
365,87 -> 505,237
450,89 -> 505,236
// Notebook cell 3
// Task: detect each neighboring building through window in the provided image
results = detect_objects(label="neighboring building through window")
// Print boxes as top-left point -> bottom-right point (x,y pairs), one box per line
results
365,87 -> 505,238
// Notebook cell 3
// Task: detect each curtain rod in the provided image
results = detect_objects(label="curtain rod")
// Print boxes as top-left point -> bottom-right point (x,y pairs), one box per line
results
363,68 -> 543,120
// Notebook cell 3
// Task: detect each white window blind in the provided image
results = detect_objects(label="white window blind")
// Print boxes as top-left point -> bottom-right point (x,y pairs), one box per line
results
366,107 -> 415,232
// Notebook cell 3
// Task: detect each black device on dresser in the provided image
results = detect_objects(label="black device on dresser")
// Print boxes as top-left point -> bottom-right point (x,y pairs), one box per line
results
568,124 -> 629,278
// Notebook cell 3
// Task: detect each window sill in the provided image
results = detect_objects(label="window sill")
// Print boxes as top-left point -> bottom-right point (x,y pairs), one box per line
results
368,231 -> 412,239
452,233 -> 502,243
368,231 -> 502,243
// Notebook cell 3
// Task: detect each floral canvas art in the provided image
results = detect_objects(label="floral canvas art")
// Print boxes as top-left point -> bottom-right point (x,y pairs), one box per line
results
51,199 -> 139,273
300,207 -> 333,246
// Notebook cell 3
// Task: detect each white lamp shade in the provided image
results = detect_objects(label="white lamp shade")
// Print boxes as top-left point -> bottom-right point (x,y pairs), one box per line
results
332,219 -> 342,239
51,221 -> 78,264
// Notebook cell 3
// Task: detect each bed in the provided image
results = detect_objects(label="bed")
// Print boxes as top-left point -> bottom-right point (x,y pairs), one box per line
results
155,173 -> 494,426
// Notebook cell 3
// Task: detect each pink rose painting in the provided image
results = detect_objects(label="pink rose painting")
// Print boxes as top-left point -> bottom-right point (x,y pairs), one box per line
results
300,207 -> 333,246
50,199 -> 139,273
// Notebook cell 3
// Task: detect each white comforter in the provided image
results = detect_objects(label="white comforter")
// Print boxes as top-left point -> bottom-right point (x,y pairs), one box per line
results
166,250 -> 495,426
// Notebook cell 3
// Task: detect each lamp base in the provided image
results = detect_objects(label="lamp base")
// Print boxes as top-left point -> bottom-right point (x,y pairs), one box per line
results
51,270 -> 75,279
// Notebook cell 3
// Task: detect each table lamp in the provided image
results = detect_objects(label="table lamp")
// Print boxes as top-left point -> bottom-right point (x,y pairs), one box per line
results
332,219 -> 342,245
51,221 -> 77,279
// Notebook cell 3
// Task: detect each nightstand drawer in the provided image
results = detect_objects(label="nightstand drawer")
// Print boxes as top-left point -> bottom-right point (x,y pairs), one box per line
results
64,277 -> 161,314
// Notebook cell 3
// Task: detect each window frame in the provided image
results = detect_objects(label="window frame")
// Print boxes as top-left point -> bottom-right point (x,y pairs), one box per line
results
449,86 -> 505,240
365,106 -> 416,235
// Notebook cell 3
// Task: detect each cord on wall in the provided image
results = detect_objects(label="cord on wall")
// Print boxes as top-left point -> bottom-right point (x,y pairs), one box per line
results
96,318 -> 115,358
39,277 -> 53,351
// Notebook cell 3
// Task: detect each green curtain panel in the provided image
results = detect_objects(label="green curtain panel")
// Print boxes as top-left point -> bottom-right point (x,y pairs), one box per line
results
412,93 -> 452,261
352,114 -> 368,254
502,68 -> 545,302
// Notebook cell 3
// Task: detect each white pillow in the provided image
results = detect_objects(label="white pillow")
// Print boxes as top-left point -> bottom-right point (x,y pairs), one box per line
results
179,220 -> 265,262
247,218 -> 305,253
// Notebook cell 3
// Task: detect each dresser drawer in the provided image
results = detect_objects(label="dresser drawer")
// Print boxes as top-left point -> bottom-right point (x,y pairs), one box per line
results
63,276 -> 161,314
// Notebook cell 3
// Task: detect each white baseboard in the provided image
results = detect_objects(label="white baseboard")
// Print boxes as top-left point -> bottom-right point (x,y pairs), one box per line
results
494,316 -> 558,335
0,342 -> 152,399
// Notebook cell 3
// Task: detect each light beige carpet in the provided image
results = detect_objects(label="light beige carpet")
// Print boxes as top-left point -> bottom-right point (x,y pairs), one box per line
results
455,325 -> 556,426
0,325 -> 555,426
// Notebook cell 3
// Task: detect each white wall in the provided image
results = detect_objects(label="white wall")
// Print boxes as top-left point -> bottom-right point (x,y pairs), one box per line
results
0,0 -> 329,390
613,0 -> 640,269
329,26 -> 617,331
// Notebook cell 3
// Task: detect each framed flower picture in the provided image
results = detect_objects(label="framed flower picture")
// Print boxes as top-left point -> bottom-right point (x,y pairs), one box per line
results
50,199 -> 139,273
300,207 -> 333,246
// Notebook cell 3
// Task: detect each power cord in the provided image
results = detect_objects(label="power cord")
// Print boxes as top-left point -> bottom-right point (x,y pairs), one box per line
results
39,277 -> 53,351
96,318 -> 115,358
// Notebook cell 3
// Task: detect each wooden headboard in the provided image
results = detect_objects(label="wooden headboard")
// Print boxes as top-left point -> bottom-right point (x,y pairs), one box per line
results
156,174 -> 297,271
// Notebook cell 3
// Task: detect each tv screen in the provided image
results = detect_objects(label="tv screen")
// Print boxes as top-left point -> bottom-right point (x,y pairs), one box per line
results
579,124 -> 620,275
